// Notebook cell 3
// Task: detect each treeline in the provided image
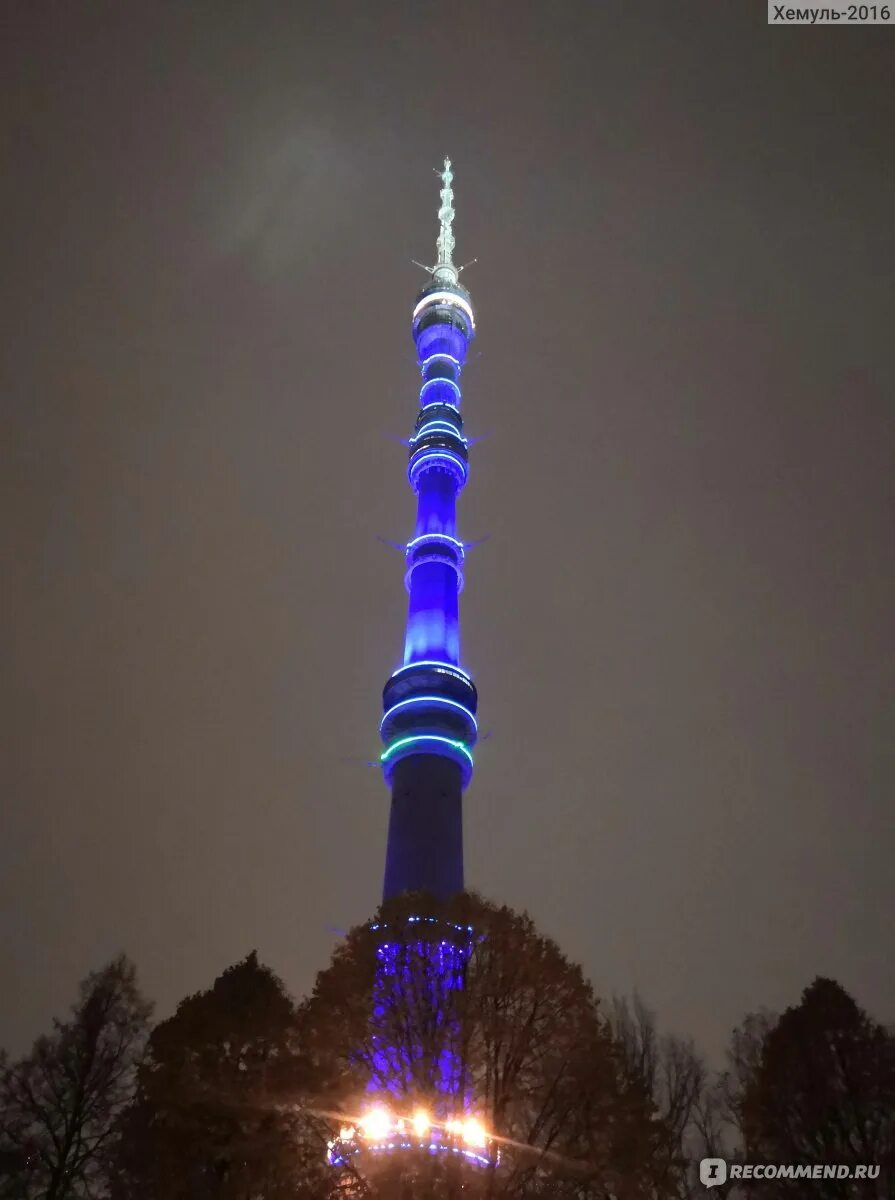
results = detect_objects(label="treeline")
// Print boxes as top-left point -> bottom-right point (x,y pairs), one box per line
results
1,893 -> 892,1199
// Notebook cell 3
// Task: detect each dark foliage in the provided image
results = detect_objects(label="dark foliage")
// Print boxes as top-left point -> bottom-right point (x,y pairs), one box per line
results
110,952 -> 332,1200
723,978 -> 895,1198
10,923 -> 893,1200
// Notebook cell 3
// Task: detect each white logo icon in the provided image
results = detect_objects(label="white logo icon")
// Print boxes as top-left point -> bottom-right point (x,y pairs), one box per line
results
700,1158 -> 727,1188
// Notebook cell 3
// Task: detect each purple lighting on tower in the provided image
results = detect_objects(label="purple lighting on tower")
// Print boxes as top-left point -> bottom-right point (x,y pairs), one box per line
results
380,158 -> 478,903
327,159 -> 496,1181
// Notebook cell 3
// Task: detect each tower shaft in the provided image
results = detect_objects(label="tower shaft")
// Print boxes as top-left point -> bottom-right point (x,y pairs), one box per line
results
380,160 -> 477,902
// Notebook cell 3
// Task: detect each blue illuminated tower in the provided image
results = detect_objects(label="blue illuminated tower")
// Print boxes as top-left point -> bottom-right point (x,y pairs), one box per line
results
380,158 -> 478,903
327,161 -> 496,1177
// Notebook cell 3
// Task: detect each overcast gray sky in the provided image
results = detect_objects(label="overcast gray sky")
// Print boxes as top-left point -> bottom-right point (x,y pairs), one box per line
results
2,1 -> 893,1061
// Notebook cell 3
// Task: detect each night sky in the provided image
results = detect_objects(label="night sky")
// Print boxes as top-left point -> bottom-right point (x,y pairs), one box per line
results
3,2 -> 893,1062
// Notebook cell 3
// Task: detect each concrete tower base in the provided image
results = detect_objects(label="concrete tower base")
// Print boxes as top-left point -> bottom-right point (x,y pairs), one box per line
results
383,755 -> 464,901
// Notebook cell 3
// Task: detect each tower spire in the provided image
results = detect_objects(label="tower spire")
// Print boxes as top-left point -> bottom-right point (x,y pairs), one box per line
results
434,156 -> 457,285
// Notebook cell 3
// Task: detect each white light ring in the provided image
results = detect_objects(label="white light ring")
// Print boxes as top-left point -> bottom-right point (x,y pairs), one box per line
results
412,291 -> 475,330
389,660 -> 472,683
413,419 -> 463,434
380,695 -> 478,736
420,376 -> 462,400
408,449 -> 468,489
419,353 -> 461,372
404,556 -> 465,593
406,533 -> 465,556
411,422 -> 467,445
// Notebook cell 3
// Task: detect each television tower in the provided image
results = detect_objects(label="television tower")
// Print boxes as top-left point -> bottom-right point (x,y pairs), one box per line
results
379,157 -> 478,902
327,160 -> 494,1179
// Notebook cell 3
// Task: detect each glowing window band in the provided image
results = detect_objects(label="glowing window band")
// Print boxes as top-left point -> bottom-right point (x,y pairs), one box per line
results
381,735 -> 474,771
390,661 -> 472,682
409,449 -> 468,486
406,534 -> 465,554
413,292 -> 475,330
380,695 -> 478,734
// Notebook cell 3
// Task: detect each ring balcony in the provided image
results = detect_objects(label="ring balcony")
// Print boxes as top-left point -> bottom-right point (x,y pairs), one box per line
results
412,282 -> 475,342
413,284 -> 474,367
420,377 -> 462,408
413,404 -> 464,435
380,734 -> 474,788
383,662 -> 477,716
380,692 -> 477,747
408,440 -> 468,490
404,534 -> 465,591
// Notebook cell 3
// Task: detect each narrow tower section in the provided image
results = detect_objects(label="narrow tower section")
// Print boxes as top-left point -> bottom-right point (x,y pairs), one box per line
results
380,159 -> 477,902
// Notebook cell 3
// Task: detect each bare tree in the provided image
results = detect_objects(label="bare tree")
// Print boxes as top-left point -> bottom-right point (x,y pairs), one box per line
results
0,955 -> 151,1200
608,995 -> 710,1198
717,1009 -> 775,1157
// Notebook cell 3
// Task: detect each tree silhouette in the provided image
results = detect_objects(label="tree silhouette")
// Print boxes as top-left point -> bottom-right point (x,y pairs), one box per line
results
111,951 -> 331,1200
723,978 -> 894,1198
608,994 -> 712,1198
0,955 -> 151,1200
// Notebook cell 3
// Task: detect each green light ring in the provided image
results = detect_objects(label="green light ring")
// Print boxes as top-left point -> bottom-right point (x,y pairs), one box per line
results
380,734 -> 474,787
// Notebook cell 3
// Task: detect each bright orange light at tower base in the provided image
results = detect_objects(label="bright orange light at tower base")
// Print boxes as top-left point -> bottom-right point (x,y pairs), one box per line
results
412,1109 -> 430,1137
462,1118 -> 487,1148
360,1106 -> 392,1141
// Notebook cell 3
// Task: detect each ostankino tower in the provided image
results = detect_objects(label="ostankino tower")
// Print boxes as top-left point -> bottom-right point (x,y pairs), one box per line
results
379,157 -> 478,903
327,161 -> 494,1178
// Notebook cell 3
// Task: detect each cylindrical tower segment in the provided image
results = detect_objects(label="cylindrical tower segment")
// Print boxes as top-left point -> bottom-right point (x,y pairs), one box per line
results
381,268 -> 477,900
